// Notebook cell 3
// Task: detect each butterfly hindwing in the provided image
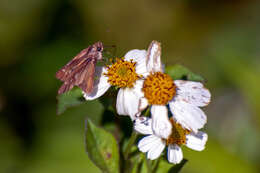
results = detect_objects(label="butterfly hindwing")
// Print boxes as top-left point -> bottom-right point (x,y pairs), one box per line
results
79,59 -> 96,94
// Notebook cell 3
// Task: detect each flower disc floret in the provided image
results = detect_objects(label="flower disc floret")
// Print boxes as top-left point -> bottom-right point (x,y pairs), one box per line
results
142,72 -> 176,105
104,58 -> 141,88
166,118 -> 191,145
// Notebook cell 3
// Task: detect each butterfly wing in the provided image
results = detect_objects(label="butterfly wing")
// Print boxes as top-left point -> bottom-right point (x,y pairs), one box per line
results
78,59 -> 96,94
56,47 -> 91,82
57,57 -> 96,94
56,42 -> 103,94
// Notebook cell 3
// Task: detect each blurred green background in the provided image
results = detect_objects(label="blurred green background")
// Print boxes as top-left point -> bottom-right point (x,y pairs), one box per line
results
1,0 -> 260,172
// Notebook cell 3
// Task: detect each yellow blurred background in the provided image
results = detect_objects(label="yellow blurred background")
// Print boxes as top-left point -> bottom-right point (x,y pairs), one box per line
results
1,0 -> 260,172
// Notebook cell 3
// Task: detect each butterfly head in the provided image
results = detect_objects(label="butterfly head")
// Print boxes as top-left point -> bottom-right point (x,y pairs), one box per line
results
94,41 -> 104,52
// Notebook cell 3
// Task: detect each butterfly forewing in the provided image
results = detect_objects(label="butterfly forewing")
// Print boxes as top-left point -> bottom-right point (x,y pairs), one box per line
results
56,42 -> 103,94
56,47 -> 92,82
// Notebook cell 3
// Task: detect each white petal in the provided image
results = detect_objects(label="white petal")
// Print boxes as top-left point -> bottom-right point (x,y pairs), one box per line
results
138,135 -> 161,152
138,97 -> 149,113
147,139 -> 165,160
124,49 -> 146,62
83,67 -> 110,100
174,80 -> 211,107
134,117 -> 153,135
146,41 -> 163,73
135,81 -> 149,116
151,105 -> 172,139
133,80 -> 145,97
138,135 -> 165,160
116,81 -> 144,120
186,131 -> 208,151
169,100 -> 207,133
124,49 -> 149,77
168,144 -> 183,164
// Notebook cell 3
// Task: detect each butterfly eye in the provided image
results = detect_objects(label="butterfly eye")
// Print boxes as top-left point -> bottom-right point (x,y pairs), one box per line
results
97,47 -> 102,51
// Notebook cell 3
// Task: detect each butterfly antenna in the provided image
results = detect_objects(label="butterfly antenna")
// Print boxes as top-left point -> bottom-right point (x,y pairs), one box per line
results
104,45 -> 117,56
103,44 -> 117,64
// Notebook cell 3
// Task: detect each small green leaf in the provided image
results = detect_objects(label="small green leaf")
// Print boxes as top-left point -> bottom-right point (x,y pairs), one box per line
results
165,64 -> 205,82
56,87 -> 85,115
168,159 -> 188,173
154,159 -> 172,173
155,158 -> 187,173
85,119 -> 119,173
130,153 -> 147,173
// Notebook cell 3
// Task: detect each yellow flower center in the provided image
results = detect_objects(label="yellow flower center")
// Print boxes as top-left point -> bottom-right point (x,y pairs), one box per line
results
142,72 -> 176,105
166,118 -> 191,146
104,58 -> 141,88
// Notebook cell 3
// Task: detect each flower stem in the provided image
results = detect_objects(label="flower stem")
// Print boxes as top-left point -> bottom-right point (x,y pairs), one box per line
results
151,157 -> 161,173
124,131 -> 138,159
144,107 -> 150,117
145,157 -> 152,173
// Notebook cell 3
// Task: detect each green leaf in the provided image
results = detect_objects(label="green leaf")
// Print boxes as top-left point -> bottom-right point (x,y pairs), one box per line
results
130,153 -> 147,173
155,158 -> 187,173
168,159 -> 188,173
165,64 -> 205,82
154,159 -> 172,173
56,87 -> 85,115
85,119 -> 119,173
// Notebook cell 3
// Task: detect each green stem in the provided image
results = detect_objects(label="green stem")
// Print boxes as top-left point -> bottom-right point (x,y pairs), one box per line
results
151,157 -> 161,173
144,107 -> 150,117
145,157 -> 152,173
124,131 -> 138,159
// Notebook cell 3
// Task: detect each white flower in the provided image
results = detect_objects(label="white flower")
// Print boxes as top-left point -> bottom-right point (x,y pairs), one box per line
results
134,116 -> 208,164
83,49 -> 149,120
139,41 -> 211,138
